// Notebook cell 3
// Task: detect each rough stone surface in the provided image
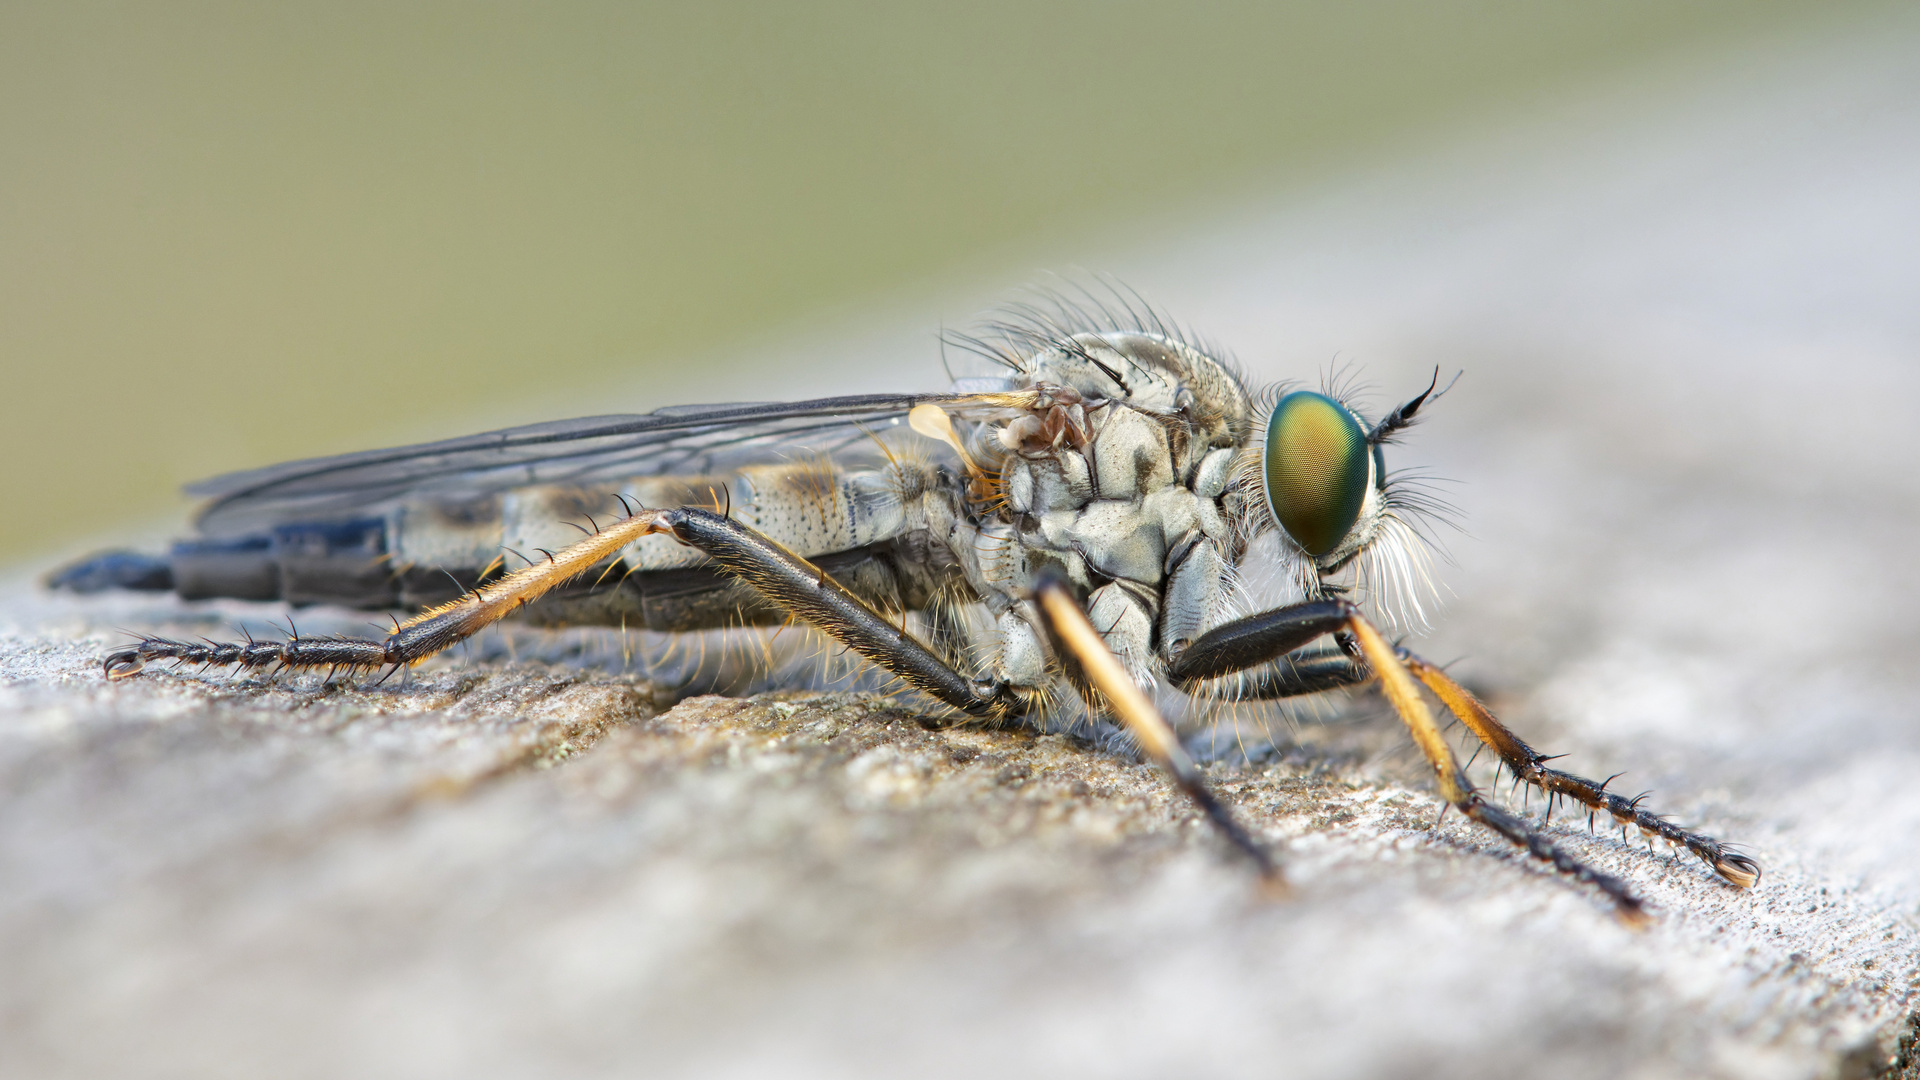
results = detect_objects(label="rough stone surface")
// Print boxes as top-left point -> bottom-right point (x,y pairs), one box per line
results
6,13 -> 1920,1080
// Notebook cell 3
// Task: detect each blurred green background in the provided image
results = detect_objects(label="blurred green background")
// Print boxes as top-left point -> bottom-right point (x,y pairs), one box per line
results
0,1 -> 1853,564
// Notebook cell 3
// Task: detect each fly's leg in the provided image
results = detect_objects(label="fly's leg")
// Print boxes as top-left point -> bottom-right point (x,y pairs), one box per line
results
1165,600 -> 1356,683
1234,652 -> 1371,699
1349,616 -> 1649,923
1168,599 -> 1650,923
1029,573 -> 1283,889
637,508 -> 1025,717
104,506 -> 678,680
1398,653 -> 1760,889
399,510 -> 1274,872
1168,610 -> 1759,888
1213,638 -> 1765,889
107,507 -> 1027,719
569,524 -> 1281,882
1163,599 -> 1371,700
104,634 -> 390,678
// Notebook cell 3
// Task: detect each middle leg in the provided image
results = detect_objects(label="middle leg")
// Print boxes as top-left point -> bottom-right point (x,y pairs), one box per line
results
1028,573 -> 1282,886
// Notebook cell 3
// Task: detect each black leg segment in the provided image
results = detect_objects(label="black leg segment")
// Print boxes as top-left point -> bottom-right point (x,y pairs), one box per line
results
105,505 -> 1023,720
656,509 -> 1021,718
1400,649 -> 1760,889
1230,651 -> 1371,701
1166,600 -> 1354,684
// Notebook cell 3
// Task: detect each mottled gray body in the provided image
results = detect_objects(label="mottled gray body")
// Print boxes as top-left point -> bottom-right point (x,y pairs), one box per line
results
348,331 -> 1262,700
84,307 -> 1441,712
67,304 -> 1763,915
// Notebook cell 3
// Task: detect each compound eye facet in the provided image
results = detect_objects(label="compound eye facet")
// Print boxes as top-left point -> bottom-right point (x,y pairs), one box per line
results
1263,391 -> 1371,557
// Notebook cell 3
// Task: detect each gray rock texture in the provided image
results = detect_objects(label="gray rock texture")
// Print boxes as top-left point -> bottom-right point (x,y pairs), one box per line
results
5,12 -> 1920,1080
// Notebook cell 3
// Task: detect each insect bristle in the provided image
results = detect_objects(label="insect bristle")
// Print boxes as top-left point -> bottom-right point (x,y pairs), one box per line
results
1381,468 -> 1466,548
1354,512 -> 1444,635
946,274 -> 1235,387
1318,358 -> 1375,417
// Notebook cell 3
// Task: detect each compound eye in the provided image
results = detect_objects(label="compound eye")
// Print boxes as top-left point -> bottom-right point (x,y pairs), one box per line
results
1263,391 -> 1371,557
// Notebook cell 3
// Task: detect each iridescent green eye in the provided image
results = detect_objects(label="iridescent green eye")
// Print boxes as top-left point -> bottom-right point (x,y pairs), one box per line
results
1263,391 -> 1370,557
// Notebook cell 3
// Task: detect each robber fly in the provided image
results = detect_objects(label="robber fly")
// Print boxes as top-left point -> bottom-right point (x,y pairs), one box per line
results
54,294 -> 1759,920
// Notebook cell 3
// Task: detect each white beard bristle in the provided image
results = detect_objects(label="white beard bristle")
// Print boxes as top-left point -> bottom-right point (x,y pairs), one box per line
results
1353,511 -> 1445,636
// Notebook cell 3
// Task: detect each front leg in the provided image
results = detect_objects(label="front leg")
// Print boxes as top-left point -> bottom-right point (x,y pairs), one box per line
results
1171,604 -> 1761,893
1169,599 -> 1657,922
1399,654 -> 1760,889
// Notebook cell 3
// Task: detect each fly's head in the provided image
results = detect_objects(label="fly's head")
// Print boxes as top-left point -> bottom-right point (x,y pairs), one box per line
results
1254,371 -> 1457,629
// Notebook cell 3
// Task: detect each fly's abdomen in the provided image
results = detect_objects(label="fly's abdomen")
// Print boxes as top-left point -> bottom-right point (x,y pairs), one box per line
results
49,518 -> 402,607
50,460 -> 921,631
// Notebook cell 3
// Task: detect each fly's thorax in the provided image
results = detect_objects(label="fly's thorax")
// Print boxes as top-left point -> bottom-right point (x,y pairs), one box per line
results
1017,332 -> 1251,459
933,331 -> 1259,623
960,408 -> 1237,617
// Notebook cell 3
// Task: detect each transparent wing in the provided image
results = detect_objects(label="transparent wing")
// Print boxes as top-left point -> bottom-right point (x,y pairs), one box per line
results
190,393 -> 958,535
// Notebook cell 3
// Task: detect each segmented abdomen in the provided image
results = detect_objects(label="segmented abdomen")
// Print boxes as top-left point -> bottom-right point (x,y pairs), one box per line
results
53,458 -> 930,632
